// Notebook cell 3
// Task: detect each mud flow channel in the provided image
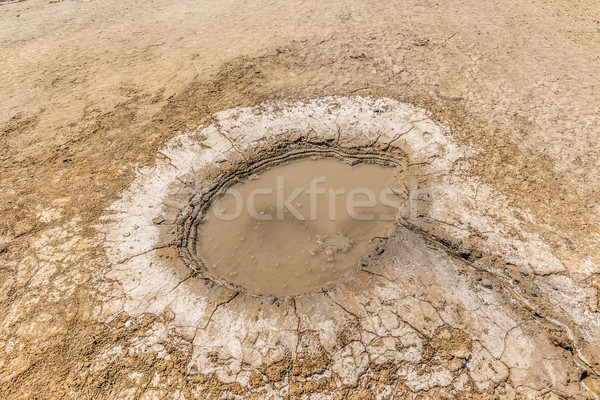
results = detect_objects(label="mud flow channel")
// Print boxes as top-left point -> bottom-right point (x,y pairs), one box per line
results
192,157 -> 402,297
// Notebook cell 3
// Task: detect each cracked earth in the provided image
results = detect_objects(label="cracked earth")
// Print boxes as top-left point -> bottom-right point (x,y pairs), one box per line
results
1,0 -> 600,399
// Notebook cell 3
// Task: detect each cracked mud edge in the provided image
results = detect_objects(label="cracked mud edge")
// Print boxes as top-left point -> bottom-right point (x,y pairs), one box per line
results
399,219 -> 600,397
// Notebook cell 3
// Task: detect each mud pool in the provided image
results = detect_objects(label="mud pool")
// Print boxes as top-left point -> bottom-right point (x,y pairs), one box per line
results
193,157 -> 402,297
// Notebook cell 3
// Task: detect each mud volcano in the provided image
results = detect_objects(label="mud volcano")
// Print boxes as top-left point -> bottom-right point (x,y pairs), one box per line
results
96,97 -> 600,399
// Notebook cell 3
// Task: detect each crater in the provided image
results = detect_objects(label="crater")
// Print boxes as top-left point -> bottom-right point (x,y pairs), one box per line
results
181,151 -> 404,297
98,97 -> 600,399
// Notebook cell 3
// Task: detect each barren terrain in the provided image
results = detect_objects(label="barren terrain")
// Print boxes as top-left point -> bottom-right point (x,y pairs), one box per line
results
1,0 -> 600,398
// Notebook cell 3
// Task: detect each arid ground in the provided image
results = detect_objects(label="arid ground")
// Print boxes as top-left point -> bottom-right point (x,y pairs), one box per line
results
1,0 -> 600,398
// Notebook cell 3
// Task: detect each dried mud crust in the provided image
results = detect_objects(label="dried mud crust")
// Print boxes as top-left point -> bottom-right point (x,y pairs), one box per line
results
75,97 -> 597,399
1,3 -> 600,397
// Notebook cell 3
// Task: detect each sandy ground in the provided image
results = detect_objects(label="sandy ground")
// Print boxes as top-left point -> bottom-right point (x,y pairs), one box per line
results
1,0 -> 600,398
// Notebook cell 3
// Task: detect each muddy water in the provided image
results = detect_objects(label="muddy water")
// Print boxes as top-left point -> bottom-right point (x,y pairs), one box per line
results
195,157 -> 402,297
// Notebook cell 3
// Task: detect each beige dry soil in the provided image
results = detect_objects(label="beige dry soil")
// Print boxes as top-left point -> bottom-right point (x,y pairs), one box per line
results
1,0 -> 600,399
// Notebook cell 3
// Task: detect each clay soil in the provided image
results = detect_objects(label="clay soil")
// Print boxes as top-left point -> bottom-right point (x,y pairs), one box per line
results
1,0 -> 600,399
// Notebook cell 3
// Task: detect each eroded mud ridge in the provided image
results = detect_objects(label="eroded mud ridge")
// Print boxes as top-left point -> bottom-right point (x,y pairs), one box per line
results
180,148 -> 405,297
96,97 -> 600,398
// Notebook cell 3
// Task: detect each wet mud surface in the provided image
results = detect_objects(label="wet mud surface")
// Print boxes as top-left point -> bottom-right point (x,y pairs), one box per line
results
191,156 -> 401,297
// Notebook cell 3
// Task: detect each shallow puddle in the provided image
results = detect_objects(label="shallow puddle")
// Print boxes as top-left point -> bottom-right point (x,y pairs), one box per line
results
194,157 -> 402,296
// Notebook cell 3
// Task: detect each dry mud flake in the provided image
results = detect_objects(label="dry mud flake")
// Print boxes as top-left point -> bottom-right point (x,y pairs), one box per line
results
38,96 -> 592,399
